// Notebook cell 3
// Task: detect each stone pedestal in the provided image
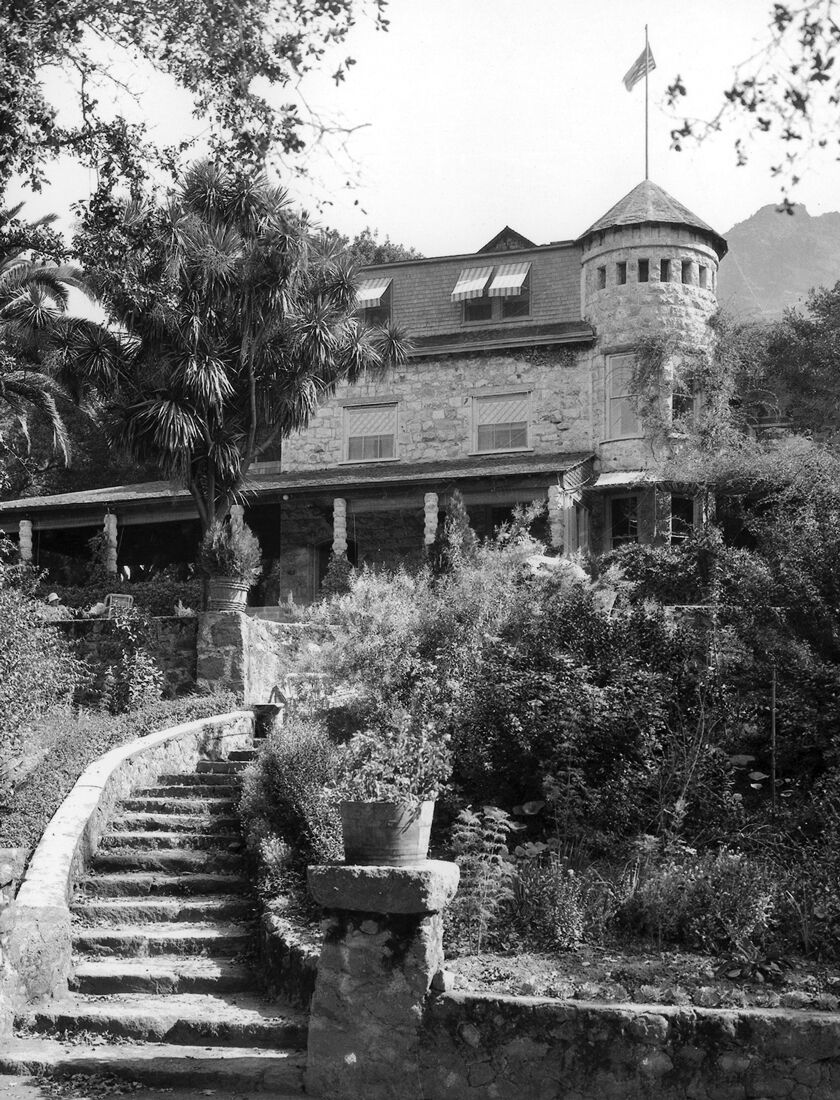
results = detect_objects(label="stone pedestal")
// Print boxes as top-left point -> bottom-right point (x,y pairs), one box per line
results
305,860 -> 459,1100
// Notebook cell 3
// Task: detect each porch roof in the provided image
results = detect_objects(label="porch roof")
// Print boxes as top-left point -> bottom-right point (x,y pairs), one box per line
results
0,451 -> 595,529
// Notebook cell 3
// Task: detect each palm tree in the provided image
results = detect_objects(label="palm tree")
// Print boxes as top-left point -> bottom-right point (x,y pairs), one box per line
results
0,207 -> 100,470
66,160 -> 410,531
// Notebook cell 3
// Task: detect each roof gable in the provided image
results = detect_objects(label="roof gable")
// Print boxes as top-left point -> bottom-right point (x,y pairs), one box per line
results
478,226 -> 537,253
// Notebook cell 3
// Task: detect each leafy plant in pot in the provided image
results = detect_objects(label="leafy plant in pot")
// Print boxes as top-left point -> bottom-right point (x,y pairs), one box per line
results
334,710 -> 451,867
198,518 -> 262,611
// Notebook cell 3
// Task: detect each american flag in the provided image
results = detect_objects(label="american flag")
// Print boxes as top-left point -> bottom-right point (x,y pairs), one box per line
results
623,44 -> 656,92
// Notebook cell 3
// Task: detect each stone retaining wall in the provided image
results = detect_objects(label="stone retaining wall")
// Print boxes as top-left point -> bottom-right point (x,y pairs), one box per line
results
197,613 -> 319,705
7,711 -> 253,1004
0,848 -> 28,1038
259,909 -> 319,1010
55,616 -> 198,695
420,991 -> 840,1100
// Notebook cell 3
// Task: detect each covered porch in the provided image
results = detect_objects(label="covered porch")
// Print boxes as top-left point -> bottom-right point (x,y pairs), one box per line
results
0,452 -> 598,605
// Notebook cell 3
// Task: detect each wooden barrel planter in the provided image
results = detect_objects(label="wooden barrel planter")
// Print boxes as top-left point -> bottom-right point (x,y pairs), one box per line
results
207,577 -> 250,612
339,800 -> 434,866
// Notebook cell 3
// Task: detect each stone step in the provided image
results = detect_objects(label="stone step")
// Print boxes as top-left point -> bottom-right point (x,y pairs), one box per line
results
110,811 -> 241,833
0,1038 -> 305,1093
229,749 -> 257,761
73,921 -> 254,958
90,849 -> 243,875
120,796 -> 237,815
18,992 -> 307,1050
156,772 -> 242,787
134,784 -> 239,799
99,830 -> 243,852
70,956 -> 255,995
72,894 -> 255,925
196,759 -> 248,774
77,871 -> 250,898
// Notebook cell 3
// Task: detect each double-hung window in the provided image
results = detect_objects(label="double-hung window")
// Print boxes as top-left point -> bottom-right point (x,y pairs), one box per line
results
606,353 -> 642,438
473,392 -> 530,453
344,403 -> 397,462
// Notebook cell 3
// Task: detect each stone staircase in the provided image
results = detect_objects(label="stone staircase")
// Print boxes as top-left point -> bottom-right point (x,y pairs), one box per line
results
5,748 -> 307,1095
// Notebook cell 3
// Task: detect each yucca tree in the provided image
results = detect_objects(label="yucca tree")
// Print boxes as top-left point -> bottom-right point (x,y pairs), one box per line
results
67,160 -> 410,531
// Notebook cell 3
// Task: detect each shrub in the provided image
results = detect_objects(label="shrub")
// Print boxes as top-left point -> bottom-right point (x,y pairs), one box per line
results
620,841 -> 778,955
319,553 -> 355,598
198,518 -> 262,583
239,715 -> 343,878
0,583 -> 83,803
76,607 -> 166,714
44,573 -> 203,617
0,691 -> 239,848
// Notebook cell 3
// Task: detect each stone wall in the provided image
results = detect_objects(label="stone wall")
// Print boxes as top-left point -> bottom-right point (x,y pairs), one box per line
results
0,848 -> 28,1038
420,992 -> 840,1100
260,910 -> 319,1010
55,616 -> 198,695
281,346 -> 592,473
196,613 -> 314,705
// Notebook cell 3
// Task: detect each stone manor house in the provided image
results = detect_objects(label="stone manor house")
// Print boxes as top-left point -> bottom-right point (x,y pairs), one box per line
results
0,179 -> 727,604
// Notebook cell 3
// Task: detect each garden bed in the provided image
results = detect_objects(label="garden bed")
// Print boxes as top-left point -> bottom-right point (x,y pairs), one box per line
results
447,943 -> 840,1011
0,693 -> 239,849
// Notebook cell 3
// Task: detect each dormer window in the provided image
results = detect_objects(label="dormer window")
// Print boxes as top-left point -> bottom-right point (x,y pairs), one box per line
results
356,278 -> 392,326
489,261 -> 531,319
453,262 -> 531,323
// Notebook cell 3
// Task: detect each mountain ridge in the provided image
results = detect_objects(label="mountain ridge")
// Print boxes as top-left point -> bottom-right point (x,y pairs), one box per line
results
717,203 -> 840,319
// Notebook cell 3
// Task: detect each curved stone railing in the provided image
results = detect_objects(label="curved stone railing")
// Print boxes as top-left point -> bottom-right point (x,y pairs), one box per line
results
7,710 -> 254,1004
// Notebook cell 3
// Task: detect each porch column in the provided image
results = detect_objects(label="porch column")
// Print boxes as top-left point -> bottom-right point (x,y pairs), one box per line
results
229,503 -> 244,533
332,498 -> 348,557
103,513 -> 118,576
547,485 -> 563,549
18,519 -> 32,564
423,492 -> 438,546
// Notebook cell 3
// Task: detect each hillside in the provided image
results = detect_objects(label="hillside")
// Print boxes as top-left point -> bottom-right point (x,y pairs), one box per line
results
717,203 -> 840,320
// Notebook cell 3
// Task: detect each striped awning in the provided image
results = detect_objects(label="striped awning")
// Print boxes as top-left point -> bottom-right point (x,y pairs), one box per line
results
488,261 -> 531,298
451,266 -> 493,302
356,278 -> 391,307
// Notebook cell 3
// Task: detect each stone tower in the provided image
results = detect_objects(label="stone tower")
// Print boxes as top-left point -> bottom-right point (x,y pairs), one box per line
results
577,179 -> 728,469
576,180 -> 728,546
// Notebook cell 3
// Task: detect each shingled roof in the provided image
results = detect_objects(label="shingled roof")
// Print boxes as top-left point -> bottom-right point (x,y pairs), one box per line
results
579,180 -> 727,258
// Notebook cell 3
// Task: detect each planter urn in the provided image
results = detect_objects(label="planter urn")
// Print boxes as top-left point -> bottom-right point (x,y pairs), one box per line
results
207,577 -> 250,612
339,800 -> 435,867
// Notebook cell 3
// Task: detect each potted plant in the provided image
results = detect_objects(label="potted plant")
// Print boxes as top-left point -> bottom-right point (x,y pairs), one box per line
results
198,518 -> 262,611
333,709 -> 451,867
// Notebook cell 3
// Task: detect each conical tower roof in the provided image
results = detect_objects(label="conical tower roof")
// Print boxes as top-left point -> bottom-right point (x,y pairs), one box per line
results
579,180 -> 727,258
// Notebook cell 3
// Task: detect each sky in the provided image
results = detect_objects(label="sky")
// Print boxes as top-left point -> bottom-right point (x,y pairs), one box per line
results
12,0 -> 840,259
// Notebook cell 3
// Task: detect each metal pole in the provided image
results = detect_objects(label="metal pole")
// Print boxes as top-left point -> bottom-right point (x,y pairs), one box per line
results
771,662 -> 777,815
644,24 -> 650,180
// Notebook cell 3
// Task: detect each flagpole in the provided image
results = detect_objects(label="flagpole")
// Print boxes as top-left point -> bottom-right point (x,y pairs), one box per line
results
644,24 -> 649,179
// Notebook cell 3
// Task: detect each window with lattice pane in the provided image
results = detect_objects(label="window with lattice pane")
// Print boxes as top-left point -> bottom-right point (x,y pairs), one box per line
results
473,392 -> 530,453
344,404 -> 397,462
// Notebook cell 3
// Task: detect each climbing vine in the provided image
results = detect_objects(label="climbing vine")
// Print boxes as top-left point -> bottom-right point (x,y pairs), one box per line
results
630,312 -> 775,457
